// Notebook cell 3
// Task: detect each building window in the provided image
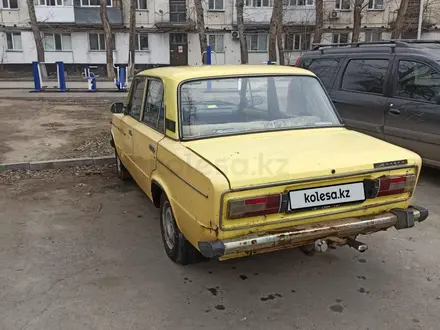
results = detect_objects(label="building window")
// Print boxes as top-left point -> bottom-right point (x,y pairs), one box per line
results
81,0 -> 111,6
368,0 -> 384,10
169,2 -> 186,23
332,33 -> 349,44
335,0 -> 350,10
288,0 -> 313,5
285,33 -> 311,51
365,31 -> 382,41
89,33 -> 114,51
247,34 -> 268,52
245,0 -> 273,7
6,32 -> 22,50
2,0 -> 18,8
136,34 -> 149,51
44,33 -> 72,51
208,0 -> 223,10
136,0 -> 147,9
208,34 -> 224,53
39,0 -> 72,5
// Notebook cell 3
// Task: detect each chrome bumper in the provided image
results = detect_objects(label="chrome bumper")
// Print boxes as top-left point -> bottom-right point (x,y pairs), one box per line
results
198,206 -> 429,259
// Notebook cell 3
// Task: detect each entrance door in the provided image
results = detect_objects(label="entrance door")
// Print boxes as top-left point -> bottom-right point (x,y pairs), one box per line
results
170,33 -> 188,66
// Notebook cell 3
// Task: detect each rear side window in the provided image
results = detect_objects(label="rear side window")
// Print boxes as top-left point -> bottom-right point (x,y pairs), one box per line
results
302,58 -> 340,89
396,60 -> 440,102
341,59 -> 389,95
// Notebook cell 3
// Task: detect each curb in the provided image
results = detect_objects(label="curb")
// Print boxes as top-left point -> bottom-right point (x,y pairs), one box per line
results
0,156 -> 115,172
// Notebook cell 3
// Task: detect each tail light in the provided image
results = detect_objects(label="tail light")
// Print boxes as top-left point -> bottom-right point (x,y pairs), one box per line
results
228,194 -> 281,219
295,56 -> 302,67
376,174 -> 416,197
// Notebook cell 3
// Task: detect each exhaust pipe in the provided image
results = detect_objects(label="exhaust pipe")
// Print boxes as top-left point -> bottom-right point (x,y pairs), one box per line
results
346,237 -> 368,252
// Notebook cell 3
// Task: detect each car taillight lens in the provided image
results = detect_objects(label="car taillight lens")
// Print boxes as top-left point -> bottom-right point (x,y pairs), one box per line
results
295,56 -> 302,67
228,194 -> 281,219
376,174 -> 416,197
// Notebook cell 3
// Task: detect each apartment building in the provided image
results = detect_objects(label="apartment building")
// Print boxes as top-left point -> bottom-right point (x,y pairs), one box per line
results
0,0 -> 439,71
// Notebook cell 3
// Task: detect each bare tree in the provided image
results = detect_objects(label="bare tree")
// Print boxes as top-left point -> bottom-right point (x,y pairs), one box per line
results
27,0 -> 47,78
268,17 -> 277,62
277,28 -> 284,65
236,0 -> 248,64
100,0 -> 115,79
194,0 -> 207,62
313,0 -> 324,44
129,0 -> 136,76
268,0 -> 283,63
352,0 -> 364,42
391,0 -> 410,38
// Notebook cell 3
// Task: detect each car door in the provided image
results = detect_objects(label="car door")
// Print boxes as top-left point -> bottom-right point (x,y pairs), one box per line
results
117,76 -> 146,172
385,57 -> 440,167
131,78 -> 165,196
330,55 -> 393,140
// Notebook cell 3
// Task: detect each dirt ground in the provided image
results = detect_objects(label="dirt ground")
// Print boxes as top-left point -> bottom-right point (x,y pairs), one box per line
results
0,99 -> 114,163
0,166 -> 439,330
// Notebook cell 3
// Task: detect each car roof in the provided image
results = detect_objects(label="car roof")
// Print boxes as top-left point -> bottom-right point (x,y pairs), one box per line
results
302,40 -> 440,60
137,65 -> 315,81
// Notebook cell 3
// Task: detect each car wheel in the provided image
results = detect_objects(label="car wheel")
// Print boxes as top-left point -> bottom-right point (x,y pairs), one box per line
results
115,150 -> 131,181
160,194 -> 205,265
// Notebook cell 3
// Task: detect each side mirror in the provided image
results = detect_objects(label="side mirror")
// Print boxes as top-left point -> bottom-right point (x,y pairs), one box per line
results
110,102 -> 124,114
253,95 -> 264,106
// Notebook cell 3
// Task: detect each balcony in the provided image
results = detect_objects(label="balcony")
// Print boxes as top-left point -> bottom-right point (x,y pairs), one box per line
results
35,6 -> 75,23
35,0 -> 122,25
232,3 -> 316,26
74,7 -> 122,25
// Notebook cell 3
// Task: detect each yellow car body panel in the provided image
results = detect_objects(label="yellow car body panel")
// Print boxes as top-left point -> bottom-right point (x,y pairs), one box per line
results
111,65 -> 426,261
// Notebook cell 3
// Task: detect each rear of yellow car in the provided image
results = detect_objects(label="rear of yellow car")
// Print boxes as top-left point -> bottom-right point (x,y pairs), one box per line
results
190,136 -> 428,260
173,69 -> 429,261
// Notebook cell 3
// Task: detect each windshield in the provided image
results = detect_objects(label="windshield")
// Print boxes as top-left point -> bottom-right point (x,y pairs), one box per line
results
179,75 -> 341,139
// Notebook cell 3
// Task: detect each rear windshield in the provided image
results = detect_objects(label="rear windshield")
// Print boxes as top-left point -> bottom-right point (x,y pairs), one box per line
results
179,75 -> 341,139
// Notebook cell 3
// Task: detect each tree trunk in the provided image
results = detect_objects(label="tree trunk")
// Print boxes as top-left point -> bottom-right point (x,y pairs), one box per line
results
352,0 -> 363,42
277,28 -> 284,65
275,0 -> 283,65
100,0 -> 115,79
391,0 -> 410,39
268,15 -> 277,63
236,0 -> 248,64
194,0 -> 207,63
27,0 -> 47,78
313,0 -> 324,44
269,0 -> 283,64
128,0 -> 136,76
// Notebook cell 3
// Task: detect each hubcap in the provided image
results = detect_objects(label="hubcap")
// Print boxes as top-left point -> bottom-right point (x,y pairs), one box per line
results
162,203 -> 176,250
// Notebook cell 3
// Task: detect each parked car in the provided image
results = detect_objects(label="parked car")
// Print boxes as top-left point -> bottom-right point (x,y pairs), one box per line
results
296,40 -> 440,169
109,65 -> 428,265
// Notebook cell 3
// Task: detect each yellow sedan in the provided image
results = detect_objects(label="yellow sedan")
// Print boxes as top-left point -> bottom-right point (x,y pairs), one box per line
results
110,65 -> 428,265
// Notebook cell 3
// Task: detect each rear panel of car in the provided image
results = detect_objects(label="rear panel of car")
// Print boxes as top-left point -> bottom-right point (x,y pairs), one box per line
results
218,165 -> 419,239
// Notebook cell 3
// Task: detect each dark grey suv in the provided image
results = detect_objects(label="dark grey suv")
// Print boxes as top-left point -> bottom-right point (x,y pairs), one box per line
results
297,40 -> 440,169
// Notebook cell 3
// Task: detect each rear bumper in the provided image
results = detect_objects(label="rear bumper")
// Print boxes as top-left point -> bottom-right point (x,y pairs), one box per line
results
198,205 -> 429,259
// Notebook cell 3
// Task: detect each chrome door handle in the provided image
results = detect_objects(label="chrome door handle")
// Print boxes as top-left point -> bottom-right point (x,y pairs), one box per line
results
388,108 -> 401,115
149,144 -> 155,153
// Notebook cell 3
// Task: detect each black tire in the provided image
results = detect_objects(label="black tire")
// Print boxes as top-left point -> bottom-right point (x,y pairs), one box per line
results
115,150 -> 131,181
160,194 -> 205,265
